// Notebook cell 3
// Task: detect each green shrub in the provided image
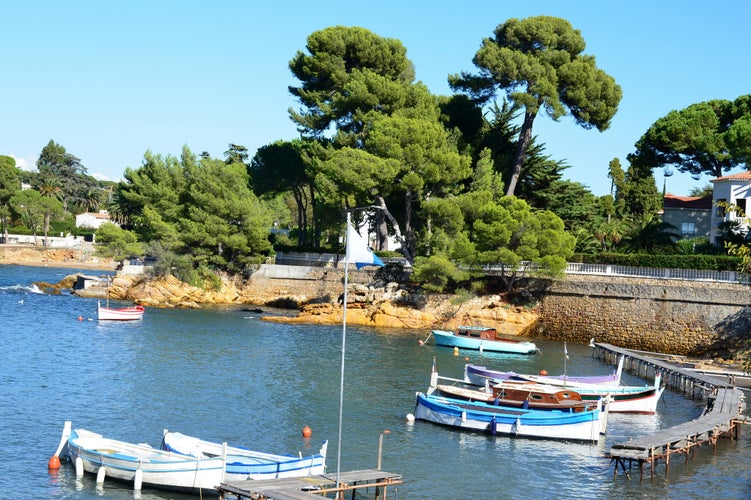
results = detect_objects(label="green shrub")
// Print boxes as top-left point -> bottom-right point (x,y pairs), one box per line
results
570,253 -> 742,271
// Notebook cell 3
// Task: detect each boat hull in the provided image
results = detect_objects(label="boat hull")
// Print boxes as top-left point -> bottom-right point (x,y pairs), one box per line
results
464,364 -> 621,387
67,428 -> 225,493
432,330 -> 537,354
513,374 -> 665,414
162,431 -> 327,481
414,393 -> 605,442
98,301 -> 144,321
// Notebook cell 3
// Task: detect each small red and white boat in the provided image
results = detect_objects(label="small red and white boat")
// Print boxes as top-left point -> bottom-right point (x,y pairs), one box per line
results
97,300 -> 145,321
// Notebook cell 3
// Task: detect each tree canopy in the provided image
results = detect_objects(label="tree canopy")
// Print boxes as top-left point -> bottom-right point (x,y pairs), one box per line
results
0,155 -> 19,243
116,146 -> 273,274
288,26 -> 418,139
450,15 -> 622,196
628,95 -> 751,179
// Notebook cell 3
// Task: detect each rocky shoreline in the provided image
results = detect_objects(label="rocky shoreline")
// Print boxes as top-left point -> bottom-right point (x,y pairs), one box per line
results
59,271 -> 540,333
7,248 -> 747,371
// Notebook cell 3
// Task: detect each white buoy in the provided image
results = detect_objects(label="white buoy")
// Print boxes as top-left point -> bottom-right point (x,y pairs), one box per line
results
406,413 -> 415,423
75,456 -> 84,476
96,466 -> 106,483
134,468 -> 143,490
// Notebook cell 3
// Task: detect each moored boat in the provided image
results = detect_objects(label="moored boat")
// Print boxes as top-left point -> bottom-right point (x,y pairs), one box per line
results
414,392 -> 606,442
433,380 -> 599,413
464,356 -> 624,387
59,421 -> 225,494
510,373 -> 665,414
431,326 -> 537,354
97,300 -> 145,321
161,430 -> 328,481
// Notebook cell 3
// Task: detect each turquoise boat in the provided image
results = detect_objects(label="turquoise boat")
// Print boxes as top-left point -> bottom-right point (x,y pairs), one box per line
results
431,326 -> 537,354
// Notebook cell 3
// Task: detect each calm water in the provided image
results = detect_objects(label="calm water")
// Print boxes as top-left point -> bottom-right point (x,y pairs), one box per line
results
0,264 -> 749,499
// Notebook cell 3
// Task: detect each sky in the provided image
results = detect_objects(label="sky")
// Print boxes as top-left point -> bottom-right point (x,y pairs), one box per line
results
2,1 -> 749,197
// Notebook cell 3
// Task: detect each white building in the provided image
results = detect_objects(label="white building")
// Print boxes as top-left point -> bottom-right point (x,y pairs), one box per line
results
709,171 -> 751,244
75,210 -> 115,229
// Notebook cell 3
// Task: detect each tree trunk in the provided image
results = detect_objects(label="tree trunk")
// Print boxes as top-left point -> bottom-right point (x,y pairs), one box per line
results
374,195 -> 412,264
43,213 -> 50,247
404,189 -> 415,261
375,209 -> 388,251
506,110 -> 537,196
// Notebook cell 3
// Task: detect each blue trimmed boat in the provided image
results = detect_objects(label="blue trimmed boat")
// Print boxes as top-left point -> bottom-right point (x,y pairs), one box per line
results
431,326 -> 537,354
413,392 -> 607,442
161,431 -> 328,481
59,422 -> 225,494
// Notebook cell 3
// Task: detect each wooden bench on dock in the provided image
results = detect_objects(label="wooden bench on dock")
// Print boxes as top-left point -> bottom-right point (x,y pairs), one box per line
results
217,469 -> 403,500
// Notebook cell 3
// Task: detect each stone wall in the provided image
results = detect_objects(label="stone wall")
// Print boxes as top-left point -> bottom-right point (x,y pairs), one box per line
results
242,264 -> 376,304
534,274 -> 751,356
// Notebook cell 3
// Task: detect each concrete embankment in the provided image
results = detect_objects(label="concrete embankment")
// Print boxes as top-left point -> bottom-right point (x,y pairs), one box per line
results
534,274 -> 750,357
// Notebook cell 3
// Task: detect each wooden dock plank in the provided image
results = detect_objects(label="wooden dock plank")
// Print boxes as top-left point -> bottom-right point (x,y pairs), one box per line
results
596,343 -> 736,389
217,469 -> 403,500
593,343 -> 747,477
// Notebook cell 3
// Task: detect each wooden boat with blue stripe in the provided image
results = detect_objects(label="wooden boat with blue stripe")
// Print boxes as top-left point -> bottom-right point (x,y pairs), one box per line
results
431,326 -> 537,354
59,422 -> 225,494
161,431 -> 328,481
414,392 -> 606,442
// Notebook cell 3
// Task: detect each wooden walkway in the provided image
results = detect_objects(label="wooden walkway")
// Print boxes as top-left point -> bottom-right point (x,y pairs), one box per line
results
217,469 -> 403,500
592,343 -> 748,481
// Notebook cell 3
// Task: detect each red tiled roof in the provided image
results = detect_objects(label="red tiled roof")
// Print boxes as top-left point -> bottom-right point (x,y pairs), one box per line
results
710,171 -> 751,182
663,193 -> 713,209
77,212 -> 111,220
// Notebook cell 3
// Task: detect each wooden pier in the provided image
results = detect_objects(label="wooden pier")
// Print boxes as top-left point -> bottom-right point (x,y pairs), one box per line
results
217,469 -> 403,500
592,343 -> 748,481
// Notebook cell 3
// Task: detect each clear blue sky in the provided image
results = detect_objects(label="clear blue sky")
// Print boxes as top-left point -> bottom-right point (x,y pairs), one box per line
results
2,1 -> 749,197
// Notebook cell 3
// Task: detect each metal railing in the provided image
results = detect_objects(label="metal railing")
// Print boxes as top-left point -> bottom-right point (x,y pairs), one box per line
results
275,251 -> 749,284
564,262 -> 748,284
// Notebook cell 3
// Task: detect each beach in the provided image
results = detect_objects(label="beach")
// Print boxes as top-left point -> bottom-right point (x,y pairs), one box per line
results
0,245 -> 116,271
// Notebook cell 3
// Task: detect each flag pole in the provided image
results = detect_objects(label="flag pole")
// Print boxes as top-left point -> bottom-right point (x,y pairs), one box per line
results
335,211 -> 351,493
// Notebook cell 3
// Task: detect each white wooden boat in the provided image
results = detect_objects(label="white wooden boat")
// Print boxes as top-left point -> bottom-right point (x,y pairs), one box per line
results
431,326 -> 537,354
510,373 -> 665,414
58,421 -> 225,493
98,300 -> 145,321
464,356 -> 624,387
161,430 -> 328,481
414,392 -> 607,442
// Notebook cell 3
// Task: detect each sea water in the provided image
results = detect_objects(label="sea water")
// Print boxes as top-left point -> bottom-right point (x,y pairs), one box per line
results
0,264 -> 748,499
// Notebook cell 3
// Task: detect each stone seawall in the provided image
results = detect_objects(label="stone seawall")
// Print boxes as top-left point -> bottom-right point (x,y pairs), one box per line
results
534,274 -> 750,357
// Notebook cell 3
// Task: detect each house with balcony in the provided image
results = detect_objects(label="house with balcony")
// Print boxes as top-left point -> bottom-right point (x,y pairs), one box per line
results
661,193 -> 712,239
709,171 -> 751,245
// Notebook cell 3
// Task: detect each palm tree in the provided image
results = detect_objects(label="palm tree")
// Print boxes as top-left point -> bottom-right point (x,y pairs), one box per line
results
83,186 -> 104,213
622,215 -> 680,253
37,176 -> 63,201
594,219 -> 628,252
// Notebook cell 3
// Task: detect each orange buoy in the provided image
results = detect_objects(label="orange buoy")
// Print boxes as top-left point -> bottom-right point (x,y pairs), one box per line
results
78,316 -> 83,321
464,356 -> 470,361
539,369 -> 548,376
418,340 -> 424,346
48,455 -> 61,469
302,425 -> 312,438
